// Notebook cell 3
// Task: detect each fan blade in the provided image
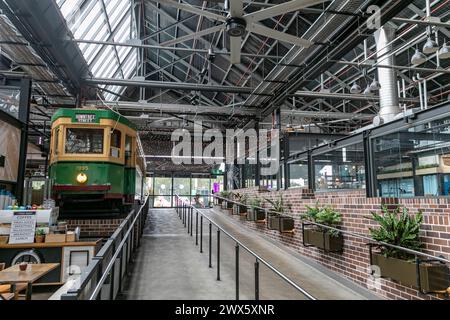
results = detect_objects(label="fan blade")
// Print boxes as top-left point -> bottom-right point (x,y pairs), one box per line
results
161,24 -> 225,46
150,0 -> 226,22
248,23 -> 312,48
229,0 -> 243,17
245,0 -> 327,22
230,36 -> 242,64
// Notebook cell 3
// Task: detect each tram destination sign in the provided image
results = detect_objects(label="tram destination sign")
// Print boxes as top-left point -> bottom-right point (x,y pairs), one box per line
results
74,113 -> 97,123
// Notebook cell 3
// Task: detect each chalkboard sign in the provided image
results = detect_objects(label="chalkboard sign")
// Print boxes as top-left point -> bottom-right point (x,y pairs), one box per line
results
9,211 -> 37,244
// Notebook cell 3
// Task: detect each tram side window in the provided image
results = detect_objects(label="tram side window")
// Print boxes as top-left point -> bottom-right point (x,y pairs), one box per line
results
54,127 -> 60,155
125,135 -> 132,159
65,128 -> 104,154
110,130 -> 121,158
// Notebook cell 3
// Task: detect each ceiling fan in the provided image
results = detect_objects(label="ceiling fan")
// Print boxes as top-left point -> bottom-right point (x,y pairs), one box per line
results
152,0 -> 328,64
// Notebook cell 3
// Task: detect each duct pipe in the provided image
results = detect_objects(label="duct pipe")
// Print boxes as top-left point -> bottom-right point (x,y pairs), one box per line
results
374,26 -> 400,122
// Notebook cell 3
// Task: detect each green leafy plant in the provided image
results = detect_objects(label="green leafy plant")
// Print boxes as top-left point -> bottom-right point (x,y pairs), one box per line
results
234,192 -> 248,204
250,198 -> 262,209
264,195 -> 291,216
302,202 -> 342,236
369,205 -> 423,260
219,191 -> 231,199
35,228 -> 46,236
302,201 -> 321,221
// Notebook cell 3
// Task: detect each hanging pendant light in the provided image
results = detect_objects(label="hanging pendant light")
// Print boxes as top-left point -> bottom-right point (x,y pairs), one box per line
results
369,78 -> 381,91
350,82 -> 361,94
423,36 -> 439,54
439,41 -> 450,59
363,86 -> 372,95
411,48 -> 427,65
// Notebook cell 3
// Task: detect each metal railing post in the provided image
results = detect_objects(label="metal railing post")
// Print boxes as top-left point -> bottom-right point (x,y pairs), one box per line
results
190,208 -> 193,237
255,259 -> 260,300
217,229 -> 220,281
196,211 -> 198,245
235,244 -> 239,300
200,215 -> 203,253
209,222 -> 212,268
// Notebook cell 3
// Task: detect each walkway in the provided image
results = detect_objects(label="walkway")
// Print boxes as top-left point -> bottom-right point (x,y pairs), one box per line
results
120,208 -> 380,300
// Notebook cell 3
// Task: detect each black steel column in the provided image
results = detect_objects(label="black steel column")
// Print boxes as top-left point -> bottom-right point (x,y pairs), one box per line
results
16,78 -> 31,205
307,150 -> 314,191
255,121 -> 261,187
363,130 -> 376,197
283,133 -> 290,190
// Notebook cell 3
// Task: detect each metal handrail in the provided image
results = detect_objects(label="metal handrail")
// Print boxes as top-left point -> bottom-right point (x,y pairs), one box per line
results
176,195 -> 317,300
88,198 -> 149,300
212,194 -> 450,264
61,196 -> 149,300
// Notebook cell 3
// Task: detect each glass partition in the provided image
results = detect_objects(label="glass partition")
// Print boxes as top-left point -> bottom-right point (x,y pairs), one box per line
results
153,176 -> 172,207
314,142 -> 365,191
288,158 -> 309,189
373,115 -> 450,197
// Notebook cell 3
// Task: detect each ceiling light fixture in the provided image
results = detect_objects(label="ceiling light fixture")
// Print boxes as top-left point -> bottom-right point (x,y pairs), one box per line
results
350,82 -> 361,94
423,36 -> 439,54
369,78 -> 381,91
438,41 -> 450,59
363,86 -> 372,95
411,48 -> 427,65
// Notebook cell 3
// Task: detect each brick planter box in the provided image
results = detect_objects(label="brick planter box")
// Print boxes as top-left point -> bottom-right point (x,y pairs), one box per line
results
247,208 -> 266,222
302,227 -> 344,252
268,214 -> 295,233
233,204 -> 247,215
371,252 -> 450,293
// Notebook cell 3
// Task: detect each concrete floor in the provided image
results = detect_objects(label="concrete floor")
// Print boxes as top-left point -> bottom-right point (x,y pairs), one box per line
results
120,208 -> 380,300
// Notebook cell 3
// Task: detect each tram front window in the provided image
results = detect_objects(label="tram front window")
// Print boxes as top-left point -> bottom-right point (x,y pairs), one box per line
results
65,128 -> 104,154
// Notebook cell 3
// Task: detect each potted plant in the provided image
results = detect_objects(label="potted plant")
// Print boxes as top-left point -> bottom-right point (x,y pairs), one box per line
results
265,196 -> 295,233
369,205 -> 449,293
35,228 -> 46,243
217,191 -> 229,206
233,193 -> 248,216
301,202 -> 343,252
247,198 -> 266,222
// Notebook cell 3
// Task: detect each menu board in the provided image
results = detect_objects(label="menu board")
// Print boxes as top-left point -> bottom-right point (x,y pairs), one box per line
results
8,211 -> 37,244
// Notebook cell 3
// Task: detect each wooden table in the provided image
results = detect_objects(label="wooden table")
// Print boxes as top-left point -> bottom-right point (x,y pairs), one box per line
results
0,263 -> 59,300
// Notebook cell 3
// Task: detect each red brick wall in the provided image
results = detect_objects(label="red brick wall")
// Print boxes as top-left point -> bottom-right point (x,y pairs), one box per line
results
224,187 -> 450,300
66,219 -> 124,238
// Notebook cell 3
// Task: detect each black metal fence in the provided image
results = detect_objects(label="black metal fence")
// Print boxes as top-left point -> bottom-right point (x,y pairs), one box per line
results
60,197 -> 150,300
175,195 -> 317,300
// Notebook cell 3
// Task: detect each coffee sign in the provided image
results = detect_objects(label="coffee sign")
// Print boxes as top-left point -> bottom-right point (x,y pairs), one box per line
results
75,114 -> 96,123
9,211 -> 37,244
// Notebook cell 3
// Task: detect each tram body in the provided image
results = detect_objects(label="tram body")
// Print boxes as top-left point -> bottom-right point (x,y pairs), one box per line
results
49,108 -> 146,214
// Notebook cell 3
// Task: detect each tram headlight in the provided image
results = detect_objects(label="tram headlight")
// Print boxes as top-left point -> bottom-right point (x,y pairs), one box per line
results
76,173 -> 88,184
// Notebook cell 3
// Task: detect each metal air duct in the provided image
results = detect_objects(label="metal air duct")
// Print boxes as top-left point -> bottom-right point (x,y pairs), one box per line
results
374,26 -> 400,123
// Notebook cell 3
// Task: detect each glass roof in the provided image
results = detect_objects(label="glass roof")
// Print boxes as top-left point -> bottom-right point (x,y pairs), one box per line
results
56,0 -> 137,101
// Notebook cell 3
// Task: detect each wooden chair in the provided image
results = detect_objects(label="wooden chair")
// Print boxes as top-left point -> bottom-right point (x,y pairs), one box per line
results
0,293 -> 15,300
0,263 -> 28,300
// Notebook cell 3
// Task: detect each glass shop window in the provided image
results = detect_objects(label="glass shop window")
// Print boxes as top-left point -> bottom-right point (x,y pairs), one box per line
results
65,128 -> 104,154
110,130 -> 121,158
289,159 -> 308,189
314,142 -> 366,191
373,115 -> 450,197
